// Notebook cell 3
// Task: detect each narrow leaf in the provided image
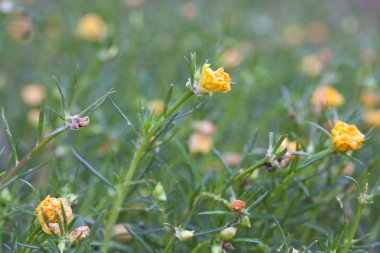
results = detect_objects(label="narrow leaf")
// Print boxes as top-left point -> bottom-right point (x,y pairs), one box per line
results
1,107 -> 18,165
71,148 -> 115,190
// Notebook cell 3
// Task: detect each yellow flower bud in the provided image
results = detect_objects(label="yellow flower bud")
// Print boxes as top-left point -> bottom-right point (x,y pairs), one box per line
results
36,196 -> 73,235
360,89 -> 379,108
331,121 -> 365,152
362,109 -> 380,127
197,64 -> 231,95
219,226 -> 237,241
311,85 -> 344,109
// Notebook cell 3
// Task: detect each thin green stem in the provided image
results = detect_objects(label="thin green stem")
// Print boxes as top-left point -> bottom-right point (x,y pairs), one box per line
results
0,126 -> 68,186
102,90 -> 193,253
342,204 -> 364,253
220,157 -> 268,194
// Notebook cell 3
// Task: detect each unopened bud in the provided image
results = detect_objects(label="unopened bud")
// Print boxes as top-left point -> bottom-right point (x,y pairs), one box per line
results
219,226 -> 237,241
177,229 -> 194,241
70,226 -> 90,243
240,215 -> 251,228
211,244 -> 223,253
153,182 -> 167,201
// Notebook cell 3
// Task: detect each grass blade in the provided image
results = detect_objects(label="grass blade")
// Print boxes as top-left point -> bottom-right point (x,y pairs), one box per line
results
36,100 -> 45,146
71,148 -> 115,190
1,107 -> 18,165
52,76 -> 67,114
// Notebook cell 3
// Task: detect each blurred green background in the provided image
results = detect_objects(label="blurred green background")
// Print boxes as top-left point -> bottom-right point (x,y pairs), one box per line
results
0,0 -> 380,252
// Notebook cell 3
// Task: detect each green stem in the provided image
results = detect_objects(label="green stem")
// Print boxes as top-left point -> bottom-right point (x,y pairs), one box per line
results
101,90 -> 193,253
220,157 -> 268,194
342,204 -> 364,253
0,126 -> 68,186
190,240 -> 210,253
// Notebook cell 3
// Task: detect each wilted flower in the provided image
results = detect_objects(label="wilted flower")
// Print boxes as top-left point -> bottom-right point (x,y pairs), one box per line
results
196,64 -> 231,95
362,109 -> 380,127
331,121 -> 365,152
311,85 -> 344,109
36,196 -> 73,235
231,200 -> 246,213
360,89 -> 379,108
70,226 -> 90,243
76,13 -> 106,42
219,226 -> 237,241
21,84 -> 46,106
188,132 -> 213,154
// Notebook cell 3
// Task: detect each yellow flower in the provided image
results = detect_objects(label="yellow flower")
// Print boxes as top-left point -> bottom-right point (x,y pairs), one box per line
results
331,121 -> 365,152
76,13 -> 106,42
311,85 -> 344,108
198,64 -> 231,95
36,196 -> 73,235
188,132 -> 213,154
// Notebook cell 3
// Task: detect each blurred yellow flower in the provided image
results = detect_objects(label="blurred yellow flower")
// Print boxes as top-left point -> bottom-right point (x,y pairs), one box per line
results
188,132 -> 212,154
331,121 -> 365,152
198,64 -> 231,95
362,109 -> 380,127
76,13 -> 106,42
36,195 -> 73,235
360,89 -> 379,108
193,121 -> 217,135
311,85 -> 344,109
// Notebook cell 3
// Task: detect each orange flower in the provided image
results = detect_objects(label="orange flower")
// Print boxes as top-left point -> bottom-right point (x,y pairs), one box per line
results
231,200 -> 246,213
36,196 -> 73,235
331,121 -> 365,152
197,64 -> 231,95
311,85 -> 344,109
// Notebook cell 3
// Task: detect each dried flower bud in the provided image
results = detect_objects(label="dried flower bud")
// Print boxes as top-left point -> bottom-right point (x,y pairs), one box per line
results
231,200 -> 246,213
70,226 -> 90,243
69,115 -> 90,130
358,183 -> 374,205
219,226 -> 237,241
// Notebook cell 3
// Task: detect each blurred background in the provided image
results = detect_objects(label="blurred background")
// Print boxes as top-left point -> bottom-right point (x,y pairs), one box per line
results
0,0 -> 380,251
